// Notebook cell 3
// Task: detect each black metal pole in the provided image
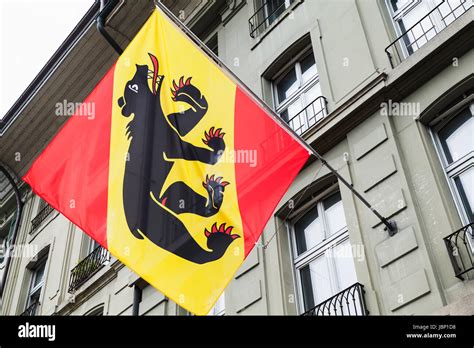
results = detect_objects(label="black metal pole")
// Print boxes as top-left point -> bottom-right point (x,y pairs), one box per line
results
0,162 -> 24,295
96,0 -> 123,55
154,1 -> 398,235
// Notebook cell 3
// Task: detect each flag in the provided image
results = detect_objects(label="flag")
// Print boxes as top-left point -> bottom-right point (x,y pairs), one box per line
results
23,8 -> 309,314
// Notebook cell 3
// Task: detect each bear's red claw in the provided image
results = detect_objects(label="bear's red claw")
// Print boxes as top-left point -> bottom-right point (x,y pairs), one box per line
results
202,127 -> 225,145
204,223 -> 239,240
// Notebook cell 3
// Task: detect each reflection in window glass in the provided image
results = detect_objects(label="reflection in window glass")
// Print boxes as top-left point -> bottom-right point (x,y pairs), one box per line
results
277,68 -> 298,103
333,240 -> 358,290
324,192 -> 347,236
294,206 -> 323,255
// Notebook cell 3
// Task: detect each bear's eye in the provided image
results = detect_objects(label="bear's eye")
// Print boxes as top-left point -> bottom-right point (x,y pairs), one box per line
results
128,84 -> 139,94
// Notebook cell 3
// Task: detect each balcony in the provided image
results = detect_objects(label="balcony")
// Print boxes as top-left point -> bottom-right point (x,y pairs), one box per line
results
385,0 -> 470,68
20,301 -> 39,316
287,96 -> 328,136
444,222 -> 473,280
249,0 -> 295,38
31,203 -> 54,232
68,245 -> 110,293
302,282 -> 369,316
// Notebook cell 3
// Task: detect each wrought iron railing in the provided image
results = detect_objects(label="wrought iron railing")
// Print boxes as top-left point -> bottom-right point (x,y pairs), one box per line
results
302,282 -> 369,316
68,246 -> 110,293
249,0 -> 295,38
31,203 -> 54,232
287,96 -> 328,135
20,301 -> 39,316
385,0 -> 470,68
444,222 -> 473,280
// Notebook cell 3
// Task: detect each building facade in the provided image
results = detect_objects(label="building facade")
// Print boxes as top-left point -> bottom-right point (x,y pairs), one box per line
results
0,0 -> 472,316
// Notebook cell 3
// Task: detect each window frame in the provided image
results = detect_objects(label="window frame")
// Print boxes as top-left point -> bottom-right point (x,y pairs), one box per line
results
431,101 -> 474,226
271,47 -> 321,124
385,0 -> 445,58
288,187 -> 356,314
26,257 -> 47,313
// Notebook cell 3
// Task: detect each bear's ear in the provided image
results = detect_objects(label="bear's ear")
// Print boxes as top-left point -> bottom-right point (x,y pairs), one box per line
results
136,64 -> 149,75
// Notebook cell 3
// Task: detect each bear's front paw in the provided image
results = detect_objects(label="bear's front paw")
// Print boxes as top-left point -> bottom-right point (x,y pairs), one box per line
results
202,127 -> 226,155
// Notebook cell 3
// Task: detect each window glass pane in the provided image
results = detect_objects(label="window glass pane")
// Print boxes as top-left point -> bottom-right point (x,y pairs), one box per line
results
32,262 -> 45,288
277,67 -> 298,104
294,205 -> 324,255
301,53 -> 317,84
300,255 -> 332,311
267,0 -> 287,25
285,98 -> 304,121
398,1 -> 431,28
396,1 -> 432,53
304,83 -> 322,106
439,109 -> 473,164
332,240 -> 358,290
454,167 -> 474,221
324,192 -> 346,236
300,266 -> 315,311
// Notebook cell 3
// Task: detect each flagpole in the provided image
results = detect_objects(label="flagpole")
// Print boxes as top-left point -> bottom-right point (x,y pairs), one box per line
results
152,1 -> 397,235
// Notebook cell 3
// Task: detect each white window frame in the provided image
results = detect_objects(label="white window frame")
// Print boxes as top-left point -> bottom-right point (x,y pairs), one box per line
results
431,101 -> 474,227
272,48 -> 322,129
288,187 -> 356,314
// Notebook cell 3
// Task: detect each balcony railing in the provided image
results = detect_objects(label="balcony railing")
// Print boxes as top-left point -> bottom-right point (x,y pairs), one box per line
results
249,0 -> 295,38
302,282 -> 369,316
20,301 -> 39,316
444,222 -> 473,280
31,203 -> 54,232
68,245 -> 110,293
287,96 -> 328,136
385,0 -> 470,68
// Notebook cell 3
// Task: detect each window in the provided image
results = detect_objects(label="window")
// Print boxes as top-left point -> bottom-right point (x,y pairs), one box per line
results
31,197 -> 55,233
208,292 -> 225,316
26,258 -> 47,315
434,103 -> 473,224
386,0 -> 469,58
290,191 -> 358,313
273,50 -> 326,135
250,0 -> 295,38
265,0 -> 291,25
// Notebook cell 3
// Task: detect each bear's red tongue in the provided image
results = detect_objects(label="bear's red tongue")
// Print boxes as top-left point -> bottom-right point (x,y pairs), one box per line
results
148,53 -> 159,95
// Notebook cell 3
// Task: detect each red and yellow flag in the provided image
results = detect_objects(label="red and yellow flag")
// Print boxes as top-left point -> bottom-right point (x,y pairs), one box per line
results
23,8 -> 309,314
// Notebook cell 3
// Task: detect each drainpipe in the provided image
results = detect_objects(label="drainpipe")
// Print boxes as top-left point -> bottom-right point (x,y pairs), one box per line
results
97,0 -> 123,55
0,163 -> 24,296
